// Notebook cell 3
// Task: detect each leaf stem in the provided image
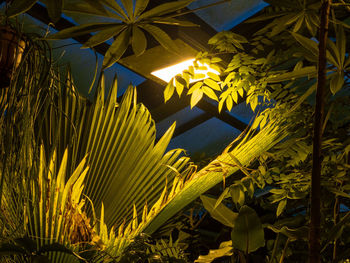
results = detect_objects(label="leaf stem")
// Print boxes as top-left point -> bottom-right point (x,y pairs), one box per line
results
279,238 -> 290,263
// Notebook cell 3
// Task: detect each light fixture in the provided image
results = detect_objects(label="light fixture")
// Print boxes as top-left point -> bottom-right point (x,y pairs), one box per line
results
151,58 -> 219,83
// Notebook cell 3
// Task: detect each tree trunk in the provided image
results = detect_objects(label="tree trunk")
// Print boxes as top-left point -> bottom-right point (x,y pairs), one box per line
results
309,0 -> 331,262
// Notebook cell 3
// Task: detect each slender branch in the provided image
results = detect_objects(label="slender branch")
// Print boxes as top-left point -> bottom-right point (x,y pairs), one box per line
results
269,232 -> 280,263
309,1 -> 331,263
333,196 -> 339,260
279,238 -> 290,263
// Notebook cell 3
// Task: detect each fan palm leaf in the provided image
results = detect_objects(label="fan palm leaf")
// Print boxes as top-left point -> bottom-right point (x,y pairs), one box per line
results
35,69 -> 289,261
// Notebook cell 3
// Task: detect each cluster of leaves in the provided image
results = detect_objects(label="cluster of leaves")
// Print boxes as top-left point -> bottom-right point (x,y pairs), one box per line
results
7,0 -> 198,69
175,0 -> 350,262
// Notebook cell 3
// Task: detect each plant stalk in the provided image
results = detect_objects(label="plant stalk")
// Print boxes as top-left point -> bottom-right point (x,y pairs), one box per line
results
279,238 -> 290,263
309,0 -> 331,263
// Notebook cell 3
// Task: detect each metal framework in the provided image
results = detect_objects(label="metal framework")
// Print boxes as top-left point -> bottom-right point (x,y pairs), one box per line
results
26,2 -> 248,139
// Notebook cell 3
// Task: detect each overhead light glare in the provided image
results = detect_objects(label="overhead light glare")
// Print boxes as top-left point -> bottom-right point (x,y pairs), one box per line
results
151,58 -> 219,83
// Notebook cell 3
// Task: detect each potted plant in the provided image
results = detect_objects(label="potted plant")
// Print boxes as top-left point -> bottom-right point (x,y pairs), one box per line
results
0,2 -> 26,88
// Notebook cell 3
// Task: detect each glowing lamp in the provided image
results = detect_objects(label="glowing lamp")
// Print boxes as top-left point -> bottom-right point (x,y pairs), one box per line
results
151,58 -> 219,83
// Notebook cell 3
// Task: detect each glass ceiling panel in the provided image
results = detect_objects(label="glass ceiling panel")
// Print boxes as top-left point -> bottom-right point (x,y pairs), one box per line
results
188,0 -> 268,31
156,106 -> 205,137
21,14 -> 145,98
167,117 -> 242,157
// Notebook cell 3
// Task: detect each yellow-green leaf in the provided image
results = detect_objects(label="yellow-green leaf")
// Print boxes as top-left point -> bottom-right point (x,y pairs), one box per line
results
204,78 -> 221,91
102,28 -> 130,69
83,25 -> 125,48
164,80 -> 175,102
190,89 -> 203,109
202,86 -> 218,101
187,82 -> 202,95
132,26 -> 147,56
207,71 -> 221,82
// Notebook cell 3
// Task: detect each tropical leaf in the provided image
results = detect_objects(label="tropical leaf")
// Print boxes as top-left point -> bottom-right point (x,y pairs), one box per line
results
46,0 -> 63,23
102,28 -> 131,69
46,23 -> 118,40
143,120 -> 289,234
266,66 -> 317,83
63,2 -> 119,18
132,26 -> 147,56
121,0 -> 134,18
151,17 -> 199,27
195,241 -> 233,262
231,206 -> 265,253
140,24 -> 179,53
82,25 -> 126,49
139,0 -> 194,20
134,0 -> 150,17
200,195 -> 237,228
98,0 -> 128,19
6,0 -> 38,18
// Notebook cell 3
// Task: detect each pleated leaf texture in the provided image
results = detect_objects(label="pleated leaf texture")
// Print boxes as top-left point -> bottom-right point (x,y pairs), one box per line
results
38,72 -> 190,228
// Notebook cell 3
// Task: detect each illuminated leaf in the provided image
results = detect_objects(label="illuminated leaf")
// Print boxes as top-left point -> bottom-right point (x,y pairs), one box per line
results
164,80 -> 175,102
191,89 -> 203,108
202,86 -> 218,101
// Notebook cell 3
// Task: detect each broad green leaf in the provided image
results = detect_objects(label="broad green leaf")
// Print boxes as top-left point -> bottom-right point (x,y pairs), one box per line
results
175,76 -> 184,96
6,0 -> 37,18
46,0 -> 63,23
140,24 -> 178,53
232,91 -> 238,104
63,2 -> 120,18
204,78 -> 221,91
218,99 -> 225,113
83,25 -> 126,48
200,195 -> 237,228
326,39 -> 341,67
195,241 -> 233,262
266,225 -> 308,241
336,26 -> 346,66
321,212 -> 350,252
102,28 -> 130,69
190,88 -> 203,108
207,72 -> 221,82
330,71 -> 345,95
276,199 -> 287,217
99,0 -> 128,19
187,81 -> 203,94
121,0 -> 133,18
291,32 -> 318,57
245,12 -> 287,23
231,206 -> 265,253
134,0 -> 149,17
226,96 -> 233,111
202,86 -> 218,101
46,23 -> 118,40
288,83 -> 316,113
230,184 -> 245,206
139,0 -> 193,20
144,119 -> 289,234
132,26 -> 147,56
151,17 -> 199,27
266,66 -> 317,83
